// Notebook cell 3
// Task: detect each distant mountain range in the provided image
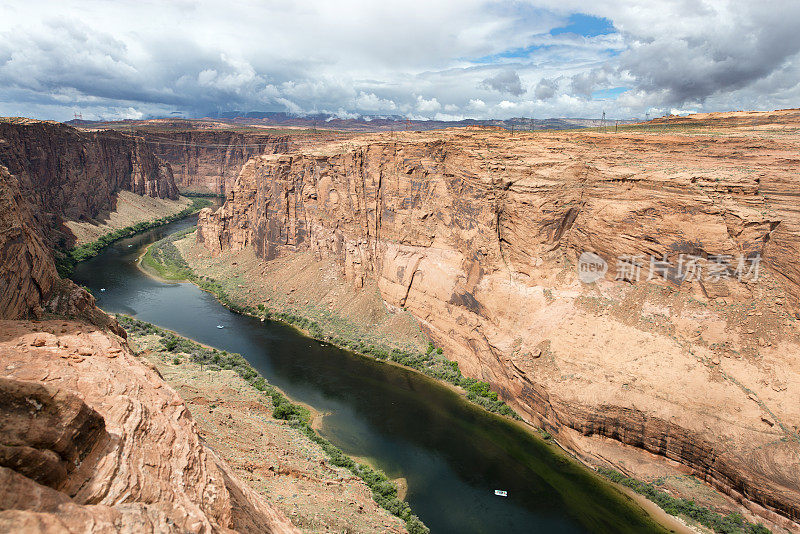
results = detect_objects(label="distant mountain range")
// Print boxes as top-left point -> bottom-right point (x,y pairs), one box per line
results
66,112 -> 639,132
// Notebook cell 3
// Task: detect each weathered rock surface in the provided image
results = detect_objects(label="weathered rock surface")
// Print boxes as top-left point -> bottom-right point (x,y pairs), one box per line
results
0,165 -> 60,319
0,117 -> 178,248
138,129 -> 290,195
0,319 -> 298,533
0,117 -> 181,319
0,164 -> 112,322
198,109 -> 800,528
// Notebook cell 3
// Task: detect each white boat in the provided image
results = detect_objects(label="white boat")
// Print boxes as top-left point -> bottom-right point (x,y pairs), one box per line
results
100,288 -> 106,292
494,490 -> 508,497
216,325 -> 224,329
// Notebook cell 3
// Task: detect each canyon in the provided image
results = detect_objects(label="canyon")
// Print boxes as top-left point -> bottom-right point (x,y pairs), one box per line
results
135,127 -> 291,195
2,112 -> 799,532
0,118 -> 178,249
195,110 -> 800,530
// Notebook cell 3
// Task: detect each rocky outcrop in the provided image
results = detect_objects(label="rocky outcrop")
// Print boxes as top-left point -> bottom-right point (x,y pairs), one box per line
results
139,130 -> 290,194
0,117 -> 182,318
198,110 -> 800,527
0,118 -> 178,248
0,319 -> 298,534
0,164 -> 111,322
0,165 -> 60,319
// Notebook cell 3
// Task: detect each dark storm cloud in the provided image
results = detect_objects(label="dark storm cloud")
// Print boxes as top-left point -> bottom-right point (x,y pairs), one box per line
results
569,69 -> 609,99
1,1 -> 799,121
0,19 -> 296,117
533,77 -> 558,100
609,0 -> 800,108
479,70 -> 526,96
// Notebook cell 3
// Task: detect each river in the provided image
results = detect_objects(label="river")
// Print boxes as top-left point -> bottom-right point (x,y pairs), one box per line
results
71,214 -> 669,534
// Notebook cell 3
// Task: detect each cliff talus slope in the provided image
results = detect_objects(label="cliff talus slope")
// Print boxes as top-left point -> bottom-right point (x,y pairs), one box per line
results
198,109 -> 800,528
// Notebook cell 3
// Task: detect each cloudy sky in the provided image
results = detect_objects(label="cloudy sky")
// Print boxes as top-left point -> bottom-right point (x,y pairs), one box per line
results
1,0 -> 799,121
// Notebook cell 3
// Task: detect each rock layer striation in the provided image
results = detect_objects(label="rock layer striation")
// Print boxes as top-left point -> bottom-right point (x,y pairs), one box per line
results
198,110 -> 800,528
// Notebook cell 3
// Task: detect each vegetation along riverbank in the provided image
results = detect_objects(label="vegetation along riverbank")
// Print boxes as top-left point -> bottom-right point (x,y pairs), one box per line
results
140,225 -> 777,534
118,314 -> 428,534
55,196 -> 212,277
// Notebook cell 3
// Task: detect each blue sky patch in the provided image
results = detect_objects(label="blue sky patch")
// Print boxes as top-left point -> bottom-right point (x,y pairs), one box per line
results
550,14 -> 615,37
591,86 -> 629,100
470,43 -> 552,63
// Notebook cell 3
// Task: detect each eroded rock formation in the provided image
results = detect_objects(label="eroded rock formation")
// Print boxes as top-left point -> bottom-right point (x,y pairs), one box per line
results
138,129 -> 290,194
0,118 -> 178,248
0,319 -> 298,534
0,164 -> 110,322
198,109 -> 800,528
0,117 -> 181,319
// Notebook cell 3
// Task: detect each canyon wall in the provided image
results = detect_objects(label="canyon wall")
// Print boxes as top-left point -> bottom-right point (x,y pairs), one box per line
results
0,120 -> 298,533
0,118 -> 178,248
138,130 -> 290,194
0,118 -> 181,318
0,319 -> 299,534
198,112 -> 800,527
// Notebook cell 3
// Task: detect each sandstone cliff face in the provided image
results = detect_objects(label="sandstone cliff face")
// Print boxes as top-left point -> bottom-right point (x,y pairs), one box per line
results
0,118 -> 178,248
139,130 -> 290,194
198,111 -> 800,527
0,319 -> 298,534
0,165 -> 60,319
0,164 -> 113,322
0,118 -> 180,319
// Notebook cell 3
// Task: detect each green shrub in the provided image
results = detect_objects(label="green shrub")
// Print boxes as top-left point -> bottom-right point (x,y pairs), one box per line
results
117,313 -> 429,534
57,197 -> 211,276
598,469 -> 770,534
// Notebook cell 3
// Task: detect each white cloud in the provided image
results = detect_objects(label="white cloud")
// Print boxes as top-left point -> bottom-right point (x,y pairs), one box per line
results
479,70 -> 525,96
468,99 -> 487,110
0,0 -> 797,121
353,91 -> 397,112
332,108 -> 360,119
275,98 -> 302,115
534,77 -> 559,101
415,96 -> 441,114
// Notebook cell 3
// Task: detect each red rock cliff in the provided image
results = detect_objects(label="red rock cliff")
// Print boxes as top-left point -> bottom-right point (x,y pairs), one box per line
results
0,118 -> 178,248
138,130 -> 290,195
198,110 -> 800,527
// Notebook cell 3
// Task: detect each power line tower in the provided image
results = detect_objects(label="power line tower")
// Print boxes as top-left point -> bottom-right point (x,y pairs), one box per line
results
73,111 -> 82,120
601,110 -> 606,132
